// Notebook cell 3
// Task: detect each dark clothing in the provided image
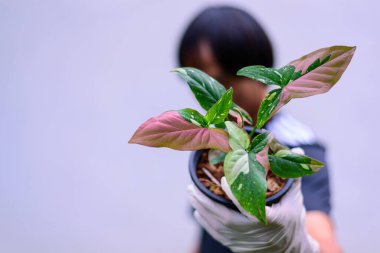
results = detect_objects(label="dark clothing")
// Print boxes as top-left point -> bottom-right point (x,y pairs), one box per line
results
199,113 -> 332,252
300,144 -> 331,215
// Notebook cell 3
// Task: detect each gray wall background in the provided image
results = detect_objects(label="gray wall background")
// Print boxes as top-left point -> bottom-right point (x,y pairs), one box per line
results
0,0 -> 379,252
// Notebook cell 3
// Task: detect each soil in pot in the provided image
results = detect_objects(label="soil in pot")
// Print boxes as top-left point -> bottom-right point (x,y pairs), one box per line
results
196,150 -> 286,201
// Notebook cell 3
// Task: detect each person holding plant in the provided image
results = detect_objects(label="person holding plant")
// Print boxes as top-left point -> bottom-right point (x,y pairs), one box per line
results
177,6 -> 343,253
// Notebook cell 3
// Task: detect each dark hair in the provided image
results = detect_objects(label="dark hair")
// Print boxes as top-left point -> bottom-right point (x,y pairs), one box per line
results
178,6 -> 274,75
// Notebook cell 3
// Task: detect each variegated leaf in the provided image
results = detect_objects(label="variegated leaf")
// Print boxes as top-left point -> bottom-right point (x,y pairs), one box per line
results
225,121 -> 250,150
129,111 -> 230,152
173,67 -> 226,111
269,149 -> 324,178
178,108 -> 208,127
256,88 -> 282,129
224,150 -> 267,223
205,88 -> 233,124
284,46 -> 356,99
258,46 -> 356,125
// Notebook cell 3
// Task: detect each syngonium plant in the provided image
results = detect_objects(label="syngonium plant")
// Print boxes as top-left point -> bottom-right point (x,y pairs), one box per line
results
129,46 -> 356,223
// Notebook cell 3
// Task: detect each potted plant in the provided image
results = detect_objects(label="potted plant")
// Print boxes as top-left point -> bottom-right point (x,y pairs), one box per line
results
129,45 -> 355,224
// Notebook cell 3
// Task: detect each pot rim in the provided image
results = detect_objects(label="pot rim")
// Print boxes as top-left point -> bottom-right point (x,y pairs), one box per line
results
189,149 -> 294,210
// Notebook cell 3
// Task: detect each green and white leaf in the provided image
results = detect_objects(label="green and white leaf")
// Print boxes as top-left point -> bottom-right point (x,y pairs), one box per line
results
178,108 -> 208,127
256,88 -> 282,129
174,67 -> 254,125
277,65 -> 296,87
173,67 -> 226,111
237,66 -> 282,86
224,150 -> 267,223
237,65 -> 296,87
205,88 -> 233,124
237,65 -> 281,85
225,121 -> 250,150
269,149 -> 325,178
251,132 -> 271,153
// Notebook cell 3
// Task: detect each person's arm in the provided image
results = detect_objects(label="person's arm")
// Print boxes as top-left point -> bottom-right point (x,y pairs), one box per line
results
299,145 -> 342,252
306,211 -> 342,253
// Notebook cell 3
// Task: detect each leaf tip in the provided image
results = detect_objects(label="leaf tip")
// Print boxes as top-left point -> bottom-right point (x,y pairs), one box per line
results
236,68 -> 248,77
172,67 -> 189,75
255,209 -> 267,224
128,133 -> 141,145
346,45 -> 357,54
171,67 -> 180,73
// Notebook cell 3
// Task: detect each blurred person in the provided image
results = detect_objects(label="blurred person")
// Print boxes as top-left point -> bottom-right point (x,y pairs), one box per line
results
178,6 -> 342,253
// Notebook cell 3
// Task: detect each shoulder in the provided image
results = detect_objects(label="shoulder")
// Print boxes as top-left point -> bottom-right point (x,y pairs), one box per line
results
265,112 -> 319,147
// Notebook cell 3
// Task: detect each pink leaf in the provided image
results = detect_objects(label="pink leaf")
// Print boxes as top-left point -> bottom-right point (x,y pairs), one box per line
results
229,109 -> 244,128
274,46 -> 356,115
229,105 -> 253,126
256,133 -> 273,175
129,111 -> 230,152
285,46 -> 356,98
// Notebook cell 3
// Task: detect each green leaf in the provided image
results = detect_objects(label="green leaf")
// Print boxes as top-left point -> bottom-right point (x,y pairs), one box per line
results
225,121 -> 250,150
173,67 -> 226,110
237,66 -> 282,86
205,88 -> 233,124
269,150 -> 325,178
224,150 -> 267,223
237,65 -> 296,87
178,108 -> 208,127
277,65 -> 296,87
251,132 -> 271,153
256,88 -> 282,129
214,122 -> 226,129
173,67 -> 254,125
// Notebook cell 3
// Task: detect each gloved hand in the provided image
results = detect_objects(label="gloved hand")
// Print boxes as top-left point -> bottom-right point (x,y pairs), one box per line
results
187,148 -> 319,253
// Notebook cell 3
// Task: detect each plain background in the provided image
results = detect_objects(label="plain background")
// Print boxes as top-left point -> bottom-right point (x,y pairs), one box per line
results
0,0 -> 379,252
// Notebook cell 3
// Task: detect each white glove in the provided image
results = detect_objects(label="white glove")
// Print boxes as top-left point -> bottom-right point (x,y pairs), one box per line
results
188,148 -> 319,253
188,179 -> 319,253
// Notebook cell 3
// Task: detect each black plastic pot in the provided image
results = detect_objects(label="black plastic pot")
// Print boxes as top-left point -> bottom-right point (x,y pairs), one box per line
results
189,149 -> 294,211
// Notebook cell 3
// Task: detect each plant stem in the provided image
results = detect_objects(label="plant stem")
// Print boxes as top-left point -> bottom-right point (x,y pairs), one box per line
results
249,125 -> 257,140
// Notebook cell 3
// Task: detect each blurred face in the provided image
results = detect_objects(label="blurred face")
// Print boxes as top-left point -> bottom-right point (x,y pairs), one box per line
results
182,40 -> 267,119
